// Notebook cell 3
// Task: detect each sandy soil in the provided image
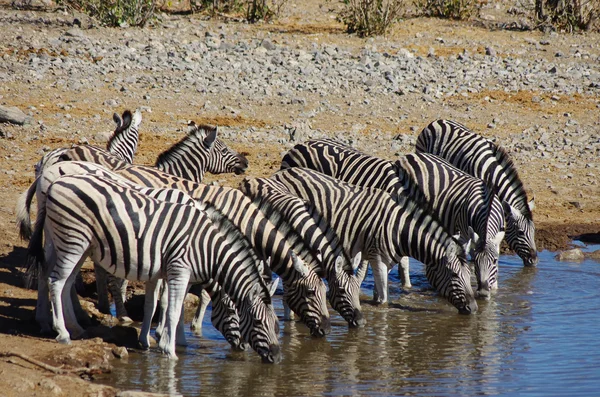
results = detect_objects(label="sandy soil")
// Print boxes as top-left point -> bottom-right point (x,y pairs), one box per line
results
0,0 -> 599,395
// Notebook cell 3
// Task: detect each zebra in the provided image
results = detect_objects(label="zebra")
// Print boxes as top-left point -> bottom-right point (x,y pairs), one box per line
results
280,139 -> 505,298
239,177 -> 367,327
106,109 -> 142,164
415,119 -> 538,267
155,121 -> 248,183
37,173 -> 281,362
18,152 -> 330,337
267,167 -> 478,313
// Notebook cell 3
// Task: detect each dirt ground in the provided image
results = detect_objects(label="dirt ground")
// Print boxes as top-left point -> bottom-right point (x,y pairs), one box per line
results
0,0 -> 599,395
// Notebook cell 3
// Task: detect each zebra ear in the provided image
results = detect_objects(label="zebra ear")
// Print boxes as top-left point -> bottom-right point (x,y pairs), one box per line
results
351,251 -> 362,273
248,282 -> 262,302
334,256 -> 344,276
187,120 -> 197,134
267,277 -> 279,297
204,126 -> 218,148
468,227 -> 480,247
291,251 -> 310,278
528,196 -> 535,212
355,260 -> 368,282
113,112 -> 122,128
492,231 -> 505,247
502,201 -> 522,221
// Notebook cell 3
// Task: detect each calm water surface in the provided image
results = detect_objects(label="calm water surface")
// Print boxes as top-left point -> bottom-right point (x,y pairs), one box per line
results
98,246 -> 600,396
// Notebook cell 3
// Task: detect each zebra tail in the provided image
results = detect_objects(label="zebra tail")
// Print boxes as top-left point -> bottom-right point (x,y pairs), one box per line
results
23,204 -> 46,289
15,177 -> 39,241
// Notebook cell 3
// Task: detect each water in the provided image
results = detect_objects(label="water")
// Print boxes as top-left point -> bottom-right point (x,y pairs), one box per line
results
98,247 -> 600,396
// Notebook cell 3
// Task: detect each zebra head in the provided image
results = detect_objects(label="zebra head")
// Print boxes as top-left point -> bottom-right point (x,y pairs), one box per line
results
469,227 -> 505,300
284,252 -> 331,337
238,280 -> 281,364
189,122 -> 248,176
327,253 -> 367,328
502,200 -> 538,267
210,291 -> 247,352
430,240 -> 478,314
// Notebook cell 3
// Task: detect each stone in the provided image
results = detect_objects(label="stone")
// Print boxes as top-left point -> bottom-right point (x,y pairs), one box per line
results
0,105 -> 31,125
555,248 -> 585,261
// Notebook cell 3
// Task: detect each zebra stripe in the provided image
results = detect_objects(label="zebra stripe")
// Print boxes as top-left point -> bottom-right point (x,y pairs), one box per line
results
416,119 -> 538,266
106,109 -> 142,164
22,149 -> 330,337
155,122 -> 248,183
240,177 -> 367,327
269,167 -> 477,314
42,173 -> 280,362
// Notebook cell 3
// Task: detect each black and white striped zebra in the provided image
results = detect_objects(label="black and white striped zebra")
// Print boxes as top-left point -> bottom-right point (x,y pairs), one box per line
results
19,150 -> 330,337
416,119 -> 538,267
37,173 -> 281,362
281,139 -> 505,298
155,121 -> 248,183
267,167 -> 478,313
239,177 -> 367,327
106,109 -> 142,164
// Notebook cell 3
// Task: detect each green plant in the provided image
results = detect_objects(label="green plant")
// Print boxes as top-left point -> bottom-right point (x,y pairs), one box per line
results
413,0 -> 480,19
535,0 -> 599,31
338,0 -> 403,37
245,0 -> 287,22
57,0 -> 156,27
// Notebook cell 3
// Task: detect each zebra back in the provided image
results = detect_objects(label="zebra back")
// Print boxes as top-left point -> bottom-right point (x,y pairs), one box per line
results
107,109 -> 142,164
270,167 -> 477,313
154,122 -> 248,183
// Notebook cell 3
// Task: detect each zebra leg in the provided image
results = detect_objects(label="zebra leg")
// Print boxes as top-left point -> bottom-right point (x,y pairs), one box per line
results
398,256 -> 412,289
94,264 -> 111,314
155,279 -> 167,341
108,275 -> 131,322
159,272 -> 191,359
175,290 -> 189,347
64,268 -> 86,340
371,260 -> 389,305
36,238 -> 55,334
49,255 -> 84,344
69,281 -> 92,328
190,286 -> 209,335
140,278 -> 161,350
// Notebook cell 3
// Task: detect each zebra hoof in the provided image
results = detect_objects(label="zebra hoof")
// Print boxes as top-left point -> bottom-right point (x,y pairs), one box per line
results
119,316 -> 134,324
56,335 -> 72,345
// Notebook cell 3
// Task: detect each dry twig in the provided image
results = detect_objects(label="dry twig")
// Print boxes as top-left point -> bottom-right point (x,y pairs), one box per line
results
0,351 -> 108,376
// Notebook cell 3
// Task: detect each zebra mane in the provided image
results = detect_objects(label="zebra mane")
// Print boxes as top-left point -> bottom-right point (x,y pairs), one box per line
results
253,197 -> 325,276
201,204 -> 272,301
479,175 -> 497,243
154,123 -> 217,167
489,143 -> 532,220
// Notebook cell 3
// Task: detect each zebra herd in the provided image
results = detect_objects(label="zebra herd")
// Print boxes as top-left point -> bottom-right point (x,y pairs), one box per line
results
15,110 -> 537,363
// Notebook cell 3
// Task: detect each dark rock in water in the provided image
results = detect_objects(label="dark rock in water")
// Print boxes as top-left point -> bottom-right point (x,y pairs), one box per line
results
555,248 -> 584,261
571,232 -> 600,244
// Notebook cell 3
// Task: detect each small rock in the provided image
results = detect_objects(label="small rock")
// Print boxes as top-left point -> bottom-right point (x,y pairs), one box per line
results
485,47 -> 497,57
111,345 -> 129,359
555,248 -> 585,261
0,105 -> 31,125
38,378 -> 62,396
261,39 -> 276,51
549,66 -> 558,74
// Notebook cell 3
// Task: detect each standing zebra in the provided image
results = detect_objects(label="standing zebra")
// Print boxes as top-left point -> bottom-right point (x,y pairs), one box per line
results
239,177 -> 367,327
416,119 -> 538,266
19,151 -> 330,337
281,139 -> 505,298
38,173 -> 281,362
265,167 -> 478,313
155,121 -> 248,182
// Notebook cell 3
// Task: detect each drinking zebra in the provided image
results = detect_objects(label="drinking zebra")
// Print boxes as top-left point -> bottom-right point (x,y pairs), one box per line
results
155,121 -> 248,183
239,177 -> 367,327
415,119 -> 538,266
265,167 -> 478,313
37,172 -> 281,362
281,139 -> 505,298
18,150 -> 330,337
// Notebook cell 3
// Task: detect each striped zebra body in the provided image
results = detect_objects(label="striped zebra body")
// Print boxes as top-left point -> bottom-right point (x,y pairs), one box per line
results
42,173 -> 281,362
20,147 -> 330,337
106,109 -> 142,163
155,122 -> 248,183
269,167 -> 477,313
239,177 -> 367,327
416,119 -> 538,266
281,139 -> 504,298
395,153 -> 505,297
